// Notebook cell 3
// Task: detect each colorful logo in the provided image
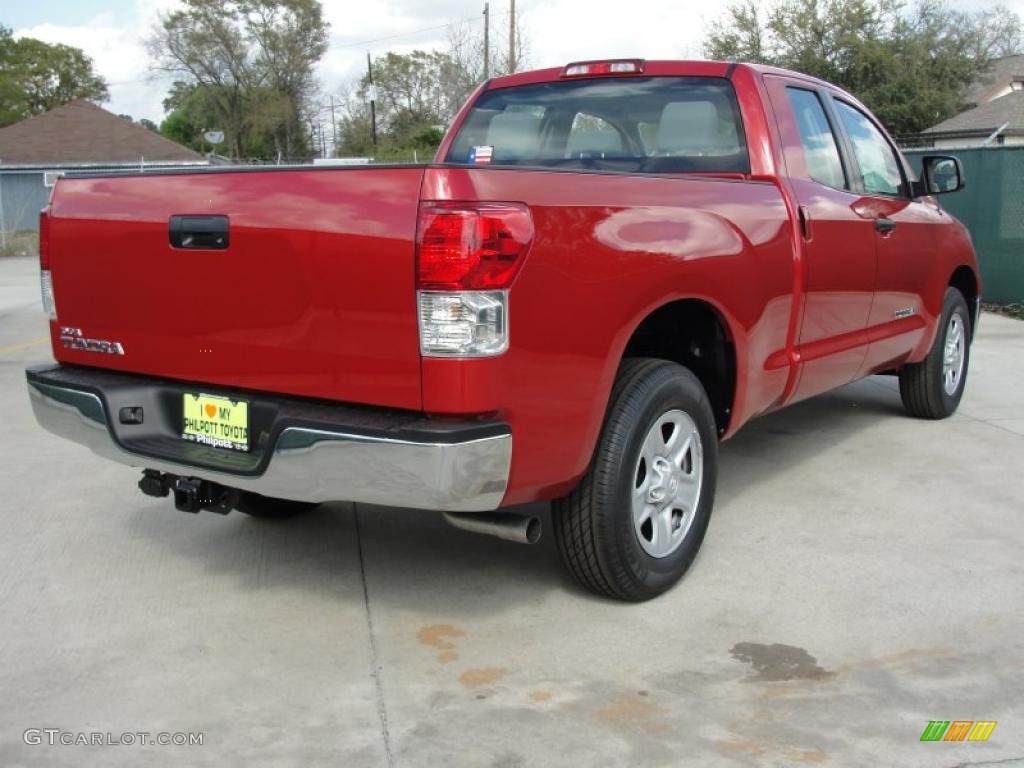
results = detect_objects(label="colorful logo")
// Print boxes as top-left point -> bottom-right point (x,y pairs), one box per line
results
468,145 -> 493,165
921,721 -> 997,742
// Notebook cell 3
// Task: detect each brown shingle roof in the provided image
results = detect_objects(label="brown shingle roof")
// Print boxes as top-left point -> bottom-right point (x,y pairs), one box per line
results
963,54 -> 1024,106
924,90 -> 1024,135
0,100 -> 203,165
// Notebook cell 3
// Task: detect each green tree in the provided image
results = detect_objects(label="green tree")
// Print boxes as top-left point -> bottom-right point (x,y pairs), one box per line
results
704,0 -> 1022,134
336,50 -> 461,160
148,0 -> 328,160
159,81 -> 228,153
159,110 -> 201,150
0,25 -> 108,126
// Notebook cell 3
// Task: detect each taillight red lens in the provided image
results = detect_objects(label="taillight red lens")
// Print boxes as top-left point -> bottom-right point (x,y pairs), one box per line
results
39,207 -> 51,270
416,203 -> 533,290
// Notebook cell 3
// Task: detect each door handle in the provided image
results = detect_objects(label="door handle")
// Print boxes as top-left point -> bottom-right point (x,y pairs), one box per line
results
169,215 -> 229,249
874,217 -> 896,234
798,205 -> 812,240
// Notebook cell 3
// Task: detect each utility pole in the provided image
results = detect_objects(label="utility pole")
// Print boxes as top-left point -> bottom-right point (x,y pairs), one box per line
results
329,95 -> 338,156
0,161 -> 6,252
508,0 -> 516,74
367,51 -> 378,147
483,3 -> 490,80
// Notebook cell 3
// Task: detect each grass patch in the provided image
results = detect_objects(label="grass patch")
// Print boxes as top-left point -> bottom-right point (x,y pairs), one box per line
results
0,230 -> 38,257
982,301 -> 1024,320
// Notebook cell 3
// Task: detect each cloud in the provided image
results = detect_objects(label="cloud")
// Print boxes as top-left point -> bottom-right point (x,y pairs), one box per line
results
18,0 -> 1024,125
14,0 -> 178,122
12,0 -> 713,121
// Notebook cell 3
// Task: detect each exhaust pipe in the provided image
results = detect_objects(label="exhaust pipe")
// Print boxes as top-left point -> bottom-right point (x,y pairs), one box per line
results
443,511 -> 542,544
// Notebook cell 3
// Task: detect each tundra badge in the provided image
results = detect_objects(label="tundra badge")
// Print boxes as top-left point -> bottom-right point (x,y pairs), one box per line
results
59,326 -> 125,355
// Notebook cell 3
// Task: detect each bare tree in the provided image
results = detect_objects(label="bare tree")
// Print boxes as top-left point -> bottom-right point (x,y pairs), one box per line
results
148,0 -> 328,160
443,8 -> 530,110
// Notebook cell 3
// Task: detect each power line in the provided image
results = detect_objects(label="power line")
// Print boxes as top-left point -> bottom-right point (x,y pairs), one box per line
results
331,16 -> 481,51
106,5 -> 530,95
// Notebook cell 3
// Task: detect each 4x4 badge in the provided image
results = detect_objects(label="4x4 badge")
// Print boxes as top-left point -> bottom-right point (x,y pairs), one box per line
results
59,326 -> 125,355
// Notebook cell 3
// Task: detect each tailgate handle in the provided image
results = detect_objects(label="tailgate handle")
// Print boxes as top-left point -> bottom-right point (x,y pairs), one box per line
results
169,215 -> 229,250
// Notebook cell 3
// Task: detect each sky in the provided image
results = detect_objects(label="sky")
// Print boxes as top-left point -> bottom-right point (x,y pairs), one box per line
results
8,0 -> 1024,125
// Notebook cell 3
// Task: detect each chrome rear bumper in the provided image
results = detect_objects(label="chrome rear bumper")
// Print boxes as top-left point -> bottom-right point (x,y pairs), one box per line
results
26,366 -> 511,512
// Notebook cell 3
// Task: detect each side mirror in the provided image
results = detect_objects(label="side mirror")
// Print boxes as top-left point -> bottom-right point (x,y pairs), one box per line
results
915,155 -> 964,196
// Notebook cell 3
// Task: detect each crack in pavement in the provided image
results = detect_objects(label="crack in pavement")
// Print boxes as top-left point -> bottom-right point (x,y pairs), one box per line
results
354,503 -> 394,768
943,757 -> 1024,768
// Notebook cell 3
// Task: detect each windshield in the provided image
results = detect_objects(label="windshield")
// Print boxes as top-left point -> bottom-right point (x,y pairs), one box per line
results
444,76 -> 749,174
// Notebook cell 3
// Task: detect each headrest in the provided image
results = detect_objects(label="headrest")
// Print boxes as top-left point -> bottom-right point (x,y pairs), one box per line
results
656,100 -> 728,155
566,123 -> 622,157
485,112 -> 542,160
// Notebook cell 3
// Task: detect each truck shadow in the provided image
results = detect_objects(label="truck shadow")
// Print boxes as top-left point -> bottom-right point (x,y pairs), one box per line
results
128,376 -> 908,611
715,375 -> 906,509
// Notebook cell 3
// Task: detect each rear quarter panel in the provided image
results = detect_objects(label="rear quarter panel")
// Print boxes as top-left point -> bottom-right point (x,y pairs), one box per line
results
420,167 -> 794,504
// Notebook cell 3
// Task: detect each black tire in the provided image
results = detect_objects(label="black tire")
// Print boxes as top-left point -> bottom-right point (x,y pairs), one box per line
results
553,358 -> 718,601
234,492 -> 318,519
899,288 -> 971,419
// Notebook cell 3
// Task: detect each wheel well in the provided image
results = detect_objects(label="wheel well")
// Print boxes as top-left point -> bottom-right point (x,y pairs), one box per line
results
950,266 -> 978,334
622,300 -> 737,435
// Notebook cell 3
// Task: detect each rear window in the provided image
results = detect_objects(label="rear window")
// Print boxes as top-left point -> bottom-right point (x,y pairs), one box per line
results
445,76 -> 749,174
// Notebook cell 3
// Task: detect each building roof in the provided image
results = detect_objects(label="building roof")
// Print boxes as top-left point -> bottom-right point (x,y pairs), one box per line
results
924,89 -> 1024,136
963,54 -> 1024,106
0,100 -> 203,165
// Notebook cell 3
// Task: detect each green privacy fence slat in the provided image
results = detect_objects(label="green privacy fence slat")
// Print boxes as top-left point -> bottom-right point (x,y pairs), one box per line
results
905,146 -> 1024,304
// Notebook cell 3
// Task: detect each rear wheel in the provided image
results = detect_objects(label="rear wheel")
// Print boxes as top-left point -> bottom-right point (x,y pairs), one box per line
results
553,358 -> 718,601
234,492 -> 318,519
899,288 -> 971,419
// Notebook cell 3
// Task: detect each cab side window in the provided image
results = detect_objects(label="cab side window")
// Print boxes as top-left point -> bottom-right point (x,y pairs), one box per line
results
833,100 -> 904,197
786,87 -> 847,190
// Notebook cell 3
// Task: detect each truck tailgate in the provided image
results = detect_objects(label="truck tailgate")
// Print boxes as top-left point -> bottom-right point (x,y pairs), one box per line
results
47,167 -> 425,410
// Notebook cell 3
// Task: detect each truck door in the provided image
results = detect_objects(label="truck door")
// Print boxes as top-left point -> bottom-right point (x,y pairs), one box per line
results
764,76 -> 877,403
827,96 -> 938,374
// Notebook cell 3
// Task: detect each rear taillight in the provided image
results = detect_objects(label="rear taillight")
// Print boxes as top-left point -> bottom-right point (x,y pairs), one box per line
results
39,208 -> 51,269
416,203 -> 533,290
415,202 -> 532,357
39,208 -> 57,320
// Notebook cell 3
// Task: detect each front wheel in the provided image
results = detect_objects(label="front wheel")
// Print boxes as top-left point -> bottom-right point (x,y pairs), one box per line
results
899,288 -> 971,419
553,358 -> 718,601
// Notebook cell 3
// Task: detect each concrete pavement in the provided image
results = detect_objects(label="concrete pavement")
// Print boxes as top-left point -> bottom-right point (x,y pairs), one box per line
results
1,255 -> 1022,767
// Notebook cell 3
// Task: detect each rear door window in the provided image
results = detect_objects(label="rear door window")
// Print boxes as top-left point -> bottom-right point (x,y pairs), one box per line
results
786,87 -> 847,190
445,76 -> 749,174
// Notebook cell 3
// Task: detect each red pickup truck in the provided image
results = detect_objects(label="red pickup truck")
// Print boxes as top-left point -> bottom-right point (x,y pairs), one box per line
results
27,60 -> 979,601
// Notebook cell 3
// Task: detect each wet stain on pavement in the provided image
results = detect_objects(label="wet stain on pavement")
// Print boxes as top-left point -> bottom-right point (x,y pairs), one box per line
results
417,624 -> 467,664
787,747 -> 828,763
416,624 -> 466,650
595,692 -> 668,733
716,737 -> 767,757
730,642 -> 834,681
837,647 -> 952,672
459,667 -> 508,687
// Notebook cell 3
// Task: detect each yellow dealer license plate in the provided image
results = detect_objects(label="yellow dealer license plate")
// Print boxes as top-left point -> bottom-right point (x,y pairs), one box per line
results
182,393 -> 249,452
